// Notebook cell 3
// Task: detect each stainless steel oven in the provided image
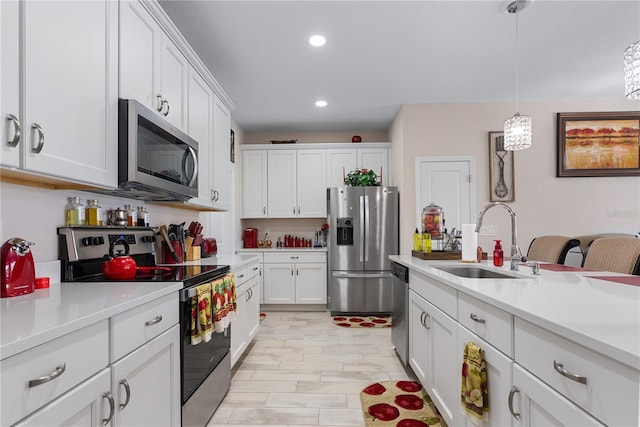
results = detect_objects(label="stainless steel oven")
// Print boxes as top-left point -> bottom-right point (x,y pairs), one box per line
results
58,226 -> 232,426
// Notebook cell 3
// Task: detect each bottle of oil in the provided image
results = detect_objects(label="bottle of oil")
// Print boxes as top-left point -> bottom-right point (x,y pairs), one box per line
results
65,197 -> 85,226
422,231 -> 432,253
413,228 -> 422,252
124,204 -> 137,226
86,199 -> 103,225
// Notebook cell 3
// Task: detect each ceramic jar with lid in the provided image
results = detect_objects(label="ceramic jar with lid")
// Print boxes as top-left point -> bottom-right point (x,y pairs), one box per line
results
422,202 -> 444,239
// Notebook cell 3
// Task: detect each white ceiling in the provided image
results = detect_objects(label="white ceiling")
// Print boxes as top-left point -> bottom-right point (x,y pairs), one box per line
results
158,0 -> 640,133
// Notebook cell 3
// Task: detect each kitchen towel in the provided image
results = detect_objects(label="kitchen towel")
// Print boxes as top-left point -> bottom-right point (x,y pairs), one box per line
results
212,273 -> 237,333
461,341 -> 489,425
190,283 -> 212,345
462,224 -> 478,262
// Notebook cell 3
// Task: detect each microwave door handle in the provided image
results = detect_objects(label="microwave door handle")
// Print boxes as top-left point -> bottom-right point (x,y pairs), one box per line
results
182,146 -> 198,187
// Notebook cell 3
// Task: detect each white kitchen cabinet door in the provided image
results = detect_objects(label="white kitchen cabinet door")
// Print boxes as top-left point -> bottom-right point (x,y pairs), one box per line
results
246,273 -> 261,340
357,148 -> 389,185
211,95 -> 231,210
326,149 -> 357,187
511,364 -> 604,427
119,0 -> 162,110
458,325 -> 513,427
23,0 -> 117,187
408,290 -> 459,427
187,67 -> 214,209
14,369 -> 110,427
159,35 -> 189,131
243,150 -> 268,218
296,150 -> 327,217
231,281 -> 248,367
263,263 -> 296,303
267,150 -> 297,217
1,0 -> 20,168
111,325 -> 180,427
295,263 -> 327,304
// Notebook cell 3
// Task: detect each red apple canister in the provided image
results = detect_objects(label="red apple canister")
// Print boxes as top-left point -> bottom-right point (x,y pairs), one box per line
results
422,202 -> 444,239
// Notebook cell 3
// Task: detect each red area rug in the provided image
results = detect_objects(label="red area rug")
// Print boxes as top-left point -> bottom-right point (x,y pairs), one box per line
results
333,315 -> 392,328
360,380 -> 445,426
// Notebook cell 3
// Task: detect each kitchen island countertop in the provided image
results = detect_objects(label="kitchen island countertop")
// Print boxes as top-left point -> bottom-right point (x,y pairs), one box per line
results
390,254 -> 640,370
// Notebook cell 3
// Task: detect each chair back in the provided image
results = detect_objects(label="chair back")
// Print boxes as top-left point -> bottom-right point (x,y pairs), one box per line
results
526,235 -> 580,264
583,237 -> 640,275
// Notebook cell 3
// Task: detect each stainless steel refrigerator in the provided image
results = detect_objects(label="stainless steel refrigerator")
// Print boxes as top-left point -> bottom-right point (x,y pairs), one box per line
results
327,186 -> 399,315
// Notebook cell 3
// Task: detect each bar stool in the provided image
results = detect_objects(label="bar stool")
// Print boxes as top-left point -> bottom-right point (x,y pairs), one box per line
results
583,237 -> 640,275
526,235 -> 580,264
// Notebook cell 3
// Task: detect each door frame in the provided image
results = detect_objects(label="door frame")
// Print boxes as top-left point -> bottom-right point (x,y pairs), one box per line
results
414,156 -> 476,230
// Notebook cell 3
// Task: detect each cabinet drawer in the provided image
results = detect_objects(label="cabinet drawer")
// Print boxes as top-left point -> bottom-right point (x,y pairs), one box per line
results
246,262 -> 261,281
111,293 -> 178,361
1,320 -> 109,426
232,266 -> 248,286
459,292 -> 512,357
409,271 -> 456,318
264,251 -> 326,263
514,318 -> 639,427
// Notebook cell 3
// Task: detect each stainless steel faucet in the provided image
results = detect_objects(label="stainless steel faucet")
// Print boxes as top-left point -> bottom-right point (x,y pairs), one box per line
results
475,202 -> 524,271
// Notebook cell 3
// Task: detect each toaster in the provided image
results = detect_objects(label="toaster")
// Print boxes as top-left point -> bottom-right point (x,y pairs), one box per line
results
1,238 -> 36,298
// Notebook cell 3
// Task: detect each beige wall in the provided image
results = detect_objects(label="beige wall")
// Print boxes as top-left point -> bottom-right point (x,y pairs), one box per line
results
392,99 -> 640,256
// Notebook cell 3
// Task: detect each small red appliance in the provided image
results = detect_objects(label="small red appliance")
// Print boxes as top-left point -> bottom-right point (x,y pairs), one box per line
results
1,238 -> 36,298
202,238 -> 218,257
243,228 -> 258,248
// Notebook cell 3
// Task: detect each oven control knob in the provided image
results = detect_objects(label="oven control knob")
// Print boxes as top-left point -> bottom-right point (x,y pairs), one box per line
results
141,235 -> 154,243
81,237 -> 92,246
93,237 -> 104,245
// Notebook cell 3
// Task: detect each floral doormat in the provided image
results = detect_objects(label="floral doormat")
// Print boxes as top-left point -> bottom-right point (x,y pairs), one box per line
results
332,315 -> 392,328
360,380 -> 446,426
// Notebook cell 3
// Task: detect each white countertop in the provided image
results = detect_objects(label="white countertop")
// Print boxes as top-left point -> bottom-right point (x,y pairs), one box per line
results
0,280 -> 182,361
390,255 -> 640,371
236,247 -> 328,252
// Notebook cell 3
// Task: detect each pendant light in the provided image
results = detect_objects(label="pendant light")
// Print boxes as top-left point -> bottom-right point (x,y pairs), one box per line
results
624,37 -> 640,99
504,0 -> 532,150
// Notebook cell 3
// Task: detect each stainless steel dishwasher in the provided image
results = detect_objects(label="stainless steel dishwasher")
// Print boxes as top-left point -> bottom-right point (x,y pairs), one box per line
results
391,261 -> 409,366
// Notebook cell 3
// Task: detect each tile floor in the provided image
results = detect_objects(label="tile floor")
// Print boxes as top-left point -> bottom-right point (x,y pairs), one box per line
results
207,311 -> 414,427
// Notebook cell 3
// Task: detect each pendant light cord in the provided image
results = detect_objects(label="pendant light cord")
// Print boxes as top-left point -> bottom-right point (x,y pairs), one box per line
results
514,7 -> 520,113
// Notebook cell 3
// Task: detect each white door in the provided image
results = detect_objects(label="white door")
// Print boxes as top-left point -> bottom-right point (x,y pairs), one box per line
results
263,263 -> 295,303
1,0 -> 20,168
246,276 -> 261,339
212,96 -> 231,210
326,149 -> 356,187
267,150 -> 296,217
408,290 -> 428,386
295,263 -> 327,304
159,35 -> 188,130
296,150 -> 326,217
416,157 -> 475,232
242,150 -> 268,218
358,148 -> 389,185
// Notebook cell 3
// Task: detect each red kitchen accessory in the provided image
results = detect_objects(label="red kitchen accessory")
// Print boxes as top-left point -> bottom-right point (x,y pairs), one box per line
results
102,238 -> 137,280
244,228 -> 258,248
1,238 -> 36,298
202,238 -> 218,257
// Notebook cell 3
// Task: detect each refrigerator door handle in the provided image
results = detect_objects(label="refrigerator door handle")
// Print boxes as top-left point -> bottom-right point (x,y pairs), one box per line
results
364,195 -> 369,262
359,195 -> 365,263
331,271 -> 392,279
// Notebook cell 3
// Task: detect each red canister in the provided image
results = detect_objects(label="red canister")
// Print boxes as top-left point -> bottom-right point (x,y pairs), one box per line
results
243,228 -> 258,248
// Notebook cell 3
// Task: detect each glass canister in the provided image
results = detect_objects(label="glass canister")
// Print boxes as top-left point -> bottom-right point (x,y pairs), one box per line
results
422,202 -> 444,240
65,197 -> 85,226
124,204 -> 137,226
86,199 -> 103,225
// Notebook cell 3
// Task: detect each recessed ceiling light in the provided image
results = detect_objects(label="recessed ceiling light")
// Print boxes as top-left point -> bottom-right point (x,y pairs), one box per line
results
315,100 -> 328,107
309,35 -> 326,47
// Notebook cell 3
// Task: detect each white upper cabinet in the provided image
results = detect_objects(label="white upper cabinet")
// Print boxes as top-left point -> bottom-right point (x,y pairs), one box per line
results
1,0 -> 20,168
327,146 -> 390,187
267,150 -> 297,217
211,95 -> 231,210
243,150 -> 268,218
120,0 -> 188,131
1,0 -> 118,187
296,149 -> 327,217
186,67 -> 214,208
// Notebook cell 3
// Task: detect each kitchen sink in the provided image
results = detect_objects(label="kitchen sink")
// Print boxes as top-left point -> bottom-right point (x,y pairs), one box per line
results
435,266 -> 523,279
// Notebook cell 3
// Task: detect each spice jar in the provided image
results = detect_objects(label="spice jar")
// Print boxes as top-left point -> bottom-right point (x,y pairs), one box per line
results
65,197 -> 85,226
86,199 -> 103,226
124,204 -> 137,226
422,202 -> 444,239
137,206 -> 149,227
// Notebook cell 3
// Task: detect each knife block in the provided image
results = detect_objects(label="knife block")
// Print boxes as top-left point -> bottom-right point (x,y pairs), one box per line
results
186,245 -> 201,261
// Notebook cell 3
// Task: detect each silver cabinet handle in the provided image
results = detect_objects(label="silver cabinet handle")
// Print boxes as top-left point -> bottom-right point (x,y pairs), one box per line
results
102,391 -> 115,426
163,100 -> 170,116
297,206 -> 300,214
291,256 -> 299,260
263,207 -> 266,215
424,313 -> 431,329
156,94 -> 164,112
508,386 -> 520,420
296,269 -> 299,276
292,207 -> 295,214
31,122 -> 44,153
469,313 -> 486,324
28,363 -> 66,387
553,360 -> 588,384
420,311 -> 426,327
119,379 -> 131,410
145,315 -> 163,326
6,113 -> 21,147
237,274 -> 245,278
291,268 -> 293,276
210,189 -> 215,200
252,267 -> 259,271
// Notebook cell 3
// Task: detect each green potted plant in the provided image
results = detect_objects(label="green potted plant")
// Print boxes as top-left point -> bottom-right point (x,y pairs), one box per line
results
344,168 -> 380,186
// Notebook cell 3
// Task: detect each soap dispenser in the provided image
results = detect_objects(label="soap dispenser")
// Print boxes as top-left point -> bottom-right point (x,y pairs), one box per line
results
493,240 -> 504,267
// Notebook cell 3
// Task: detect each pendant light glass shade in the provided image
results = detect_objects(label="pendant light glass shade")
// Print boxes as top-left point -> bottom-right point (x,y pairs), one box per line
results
624,41 -> 640,100
504,113 -> 532,150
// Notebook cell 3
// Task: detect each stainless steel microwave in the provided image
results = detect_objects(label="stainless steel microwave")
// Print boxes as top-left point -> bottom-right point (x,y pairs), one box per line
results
116,99 -> 198,201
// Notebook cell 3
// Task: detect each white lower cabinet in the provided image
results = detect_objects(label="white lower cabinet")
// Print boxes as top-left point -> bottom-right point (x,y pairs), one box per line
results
458,325 -> 513,427
408,289 -> 459,427
231,261 -> 262,367
111,325 -> 180,427
511,364 -> 603,426
263,252 -> 326,304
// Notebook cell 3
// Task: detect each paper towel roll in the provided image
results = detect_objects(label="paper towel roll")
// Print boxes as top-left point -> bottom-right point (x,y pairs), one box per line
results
462,224 -> 478,261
